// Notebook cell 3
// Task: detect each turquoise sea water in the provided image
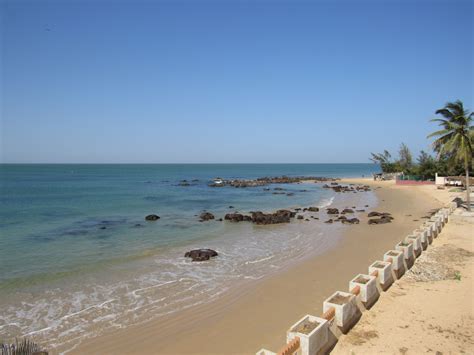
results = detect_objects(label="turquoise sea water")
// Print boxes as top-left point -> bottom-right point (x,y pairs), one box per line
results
0,164 -> 379,350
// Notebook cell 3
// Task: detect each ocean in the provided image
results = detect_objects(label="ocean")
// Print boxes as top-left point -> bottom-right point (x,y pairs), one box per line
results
0,163 -> 379,351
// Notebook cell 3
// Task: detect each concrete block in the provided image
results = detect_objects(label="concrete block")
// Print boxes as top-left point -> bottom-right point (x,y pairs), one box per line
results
256,349 -> 276,355
287,315 -> 329,355
414,228 -> 428,250
423,221 -> 436,240
349,274 -> 378,307
384,250 -> 405,278
406,234 -> 422,257
369,260 -> 393,290
323,291 -> 358,329
396,241 -> 415,268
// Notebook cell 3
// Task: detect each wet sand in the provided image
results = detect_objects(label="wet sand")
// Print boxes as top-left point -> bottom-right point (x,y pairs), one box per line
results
69,179 -> 443,354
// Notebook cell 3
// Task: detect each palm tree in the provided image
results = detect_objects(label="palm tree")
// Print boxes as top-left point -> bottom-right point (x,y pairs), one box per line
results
428,100 -> 473,211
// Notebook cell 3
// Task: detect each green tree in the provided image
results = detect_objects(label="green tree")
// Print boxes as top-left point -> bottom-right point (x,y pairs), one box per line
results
369,150 -> 399,173
398,143 -> 413,171
428,100 -> 473,211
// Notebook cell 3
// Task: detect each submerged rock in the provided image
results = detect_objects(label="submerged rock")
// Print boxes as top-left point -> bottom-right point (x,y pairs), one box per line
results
145,214 -> 160,221
341,208 -> 354,214
224,213 -> 252,222
199,212 -> 215,221
184,249 -> 218,262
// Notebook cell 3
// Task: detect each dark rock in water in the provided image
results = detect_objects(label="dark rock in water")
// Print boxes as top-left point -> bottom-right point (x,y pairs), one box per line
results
325,219 -> 334,224
365,205 -> 369,207
305,219 -> 310,221
263,188 -> 271,191
184,249 -> 218,262
274,187 -> 285,191
295,208 -> 301,211
179,182 -> 190,186
286,193 -> 295,196
199,212 -> 215,221
251,209 -> 296,225
336,215 -> 347,221
145,214 -> 160,221
341,208 -> 354,214
134,223 -> 143,227
224,213 -> 246,222
192,179 -> 199,182
228,206 -> 234,209
327,208 -> 339,214
307,207 -> 319,212
356,209 -> 366,212
99,226 -> 107,230
297,215 -> 304,220
272,192 -> 285,195
342,218 -> 360,224
217,218 -> 223,221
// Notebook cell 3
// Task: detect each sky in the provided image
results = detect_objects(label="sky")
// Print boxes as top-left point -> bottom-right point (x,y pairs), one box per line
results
1,0 -> 473,163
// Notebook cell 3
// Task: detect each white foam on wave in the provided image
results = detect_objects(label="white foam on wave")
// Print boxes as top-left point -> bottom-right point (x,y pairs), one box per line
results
244,255 -> 274,265
60,299 -> 116,320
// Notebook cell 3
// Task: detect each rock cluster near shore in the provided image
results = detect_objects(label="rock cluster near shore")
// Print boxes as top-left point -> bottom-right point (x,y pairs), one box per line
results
367,212 -> 394,225
323,183 -> 371,193
209,176 -> 339,188
224,209 -> 297,224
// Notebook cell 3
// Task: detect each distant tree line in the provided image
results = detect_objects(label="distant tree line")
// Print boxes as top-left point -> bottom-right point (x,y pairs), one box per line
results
370,144 -> 466,180
370,100 -> 473,181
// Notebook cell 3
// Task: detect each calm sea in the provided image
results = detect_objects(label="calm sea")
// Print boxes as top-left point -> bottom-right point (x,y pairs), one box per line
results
0,163 -> 379,351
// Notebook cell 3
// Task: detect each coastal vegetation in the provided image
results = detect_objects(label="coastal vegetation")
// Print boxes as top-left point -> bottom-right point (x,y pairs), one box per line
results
0,338 -> 48,355
370,101 -> 473,194
428,100 -> 473,211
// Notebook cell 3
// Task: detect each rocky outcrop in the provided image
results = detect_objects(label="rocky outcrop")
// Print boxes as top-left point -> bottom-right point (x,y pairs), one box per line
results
327,208 -> 339,214
251,210 -> 296,225
342,218 -> 360,224
184,249 -> 218,262
322,184 -> 371,193
209,176 -> 339,188
224,213 -> 251,222
145,214 -> 160,221
341,208 -> 354,214
199,212 -> 215,221
307,207 -> 319,212
368,211 -> 392,218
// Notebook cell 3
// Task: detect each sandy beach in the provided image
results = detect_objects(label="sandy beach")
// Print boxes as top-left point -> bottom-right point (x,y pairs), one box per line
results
66,179 -> 465,354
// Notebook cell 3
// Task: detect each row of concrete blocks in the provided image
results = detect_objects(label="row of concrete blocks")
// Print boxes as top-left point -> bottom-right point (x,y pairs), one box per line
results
256,203 -> 455,355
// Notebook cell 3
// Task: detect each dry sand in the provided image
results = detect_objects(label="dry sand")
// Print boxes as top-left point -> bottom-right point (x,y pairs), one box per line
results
332,186 -> 474,355
70,179 -> 465,355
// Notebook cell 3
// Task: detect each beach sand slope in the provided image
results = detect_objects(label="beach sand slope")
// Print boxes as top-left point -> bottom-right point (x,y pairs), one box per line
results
332,212 -> 474,354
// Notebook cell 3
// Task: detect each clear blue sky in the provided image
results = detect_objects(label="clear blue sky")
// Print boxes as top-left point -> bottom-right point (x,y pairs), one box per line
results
1,0 -> 472,163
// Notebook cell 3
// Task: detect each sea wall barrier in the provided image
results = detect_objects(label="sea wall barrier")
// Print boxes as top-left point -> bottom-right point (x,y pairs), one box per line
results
256,200 -> 458,355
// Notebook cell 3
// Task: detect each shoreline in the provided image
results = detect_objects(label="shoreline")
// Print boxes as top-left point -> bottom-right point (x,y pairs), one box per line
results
68,178 -> 445,354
